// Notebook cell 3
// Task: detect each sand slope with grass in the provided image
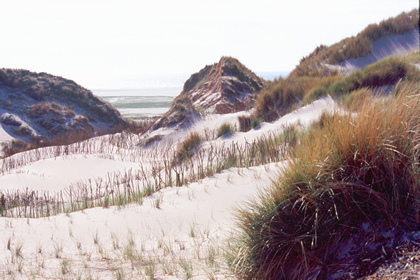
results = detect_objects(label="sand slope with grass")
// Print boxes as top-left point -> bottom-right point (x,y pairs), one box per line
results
337,28 -> 419,73
0,10 -> 418,278
0,162 -> 281,279
0,96 -> 338,279
1,82 -> 418,279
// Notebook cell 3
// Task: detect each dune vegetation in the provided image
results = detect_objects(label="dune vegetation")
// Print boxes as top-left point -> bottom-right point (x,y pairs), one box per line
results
290,9 -> 419,77
229,82 -> 420,279
303,53 -> 419,105
254,50 -> 419,122
0,9 -> 418,280
251,9 -> 419,123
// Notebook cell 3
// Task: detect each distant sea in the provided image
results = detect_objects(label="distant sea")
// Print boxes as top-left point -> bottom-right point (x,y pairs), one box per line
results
93,71 -> 288,119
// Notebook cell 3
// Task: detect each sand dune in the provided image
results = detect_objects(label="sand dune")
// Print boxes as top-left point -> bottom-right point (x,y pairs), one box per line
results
0,96 -> 338,279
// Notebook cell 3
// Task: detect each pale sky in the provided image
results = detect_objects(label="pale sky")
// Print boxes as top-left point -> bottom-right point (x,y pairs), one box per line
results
0,0 -> 418,89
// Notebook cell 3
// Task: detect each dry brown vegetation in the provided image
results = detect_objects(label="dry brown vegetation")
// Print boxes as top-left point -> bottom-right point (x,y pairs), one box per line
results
151,95 -> 198,130
229,83 -> 420,280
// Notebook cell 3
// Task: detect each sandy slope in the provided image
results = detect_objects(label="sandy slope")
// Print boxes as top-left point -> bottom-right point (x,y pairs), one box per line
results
0,97 -> 337,279
0,155 -> 141,192
0,163 -> 282,279
0,126 -> 14,142
148,95 -> 340,150
0,123 -> 16,159
334,29 -> 419,73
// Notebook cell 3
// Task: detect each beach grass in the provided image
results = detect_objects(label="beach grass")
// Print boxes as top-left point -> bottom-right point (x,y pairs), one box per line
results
229,84 -> 419,279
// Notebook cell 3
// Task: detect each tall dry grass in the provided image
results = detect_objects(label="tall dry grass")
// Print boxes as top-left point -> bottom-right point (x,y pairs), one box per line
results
230,83 -> 420,279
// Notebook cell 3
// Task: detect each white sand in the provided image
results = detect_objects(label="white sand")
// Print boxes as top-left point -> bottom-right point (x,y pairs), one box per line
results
0,125 -> 14,142
148,95 -> 339,151
0,155 -> 141,192
0,97 -> 336,279
119,107 -> 170,118
0,163 -> 282,279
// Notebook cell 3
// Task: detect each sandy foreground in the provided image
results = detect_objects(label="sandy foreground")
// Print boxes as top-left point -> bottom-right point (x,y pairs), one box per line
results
0,97 -> 338,279
0,163 -> 281,279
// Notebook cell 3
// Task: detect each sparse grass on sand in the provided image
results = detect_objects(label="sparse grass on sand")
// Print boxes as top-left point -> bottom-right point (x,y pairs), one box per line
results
229,83 -> 420,280
254,75 -> 339,122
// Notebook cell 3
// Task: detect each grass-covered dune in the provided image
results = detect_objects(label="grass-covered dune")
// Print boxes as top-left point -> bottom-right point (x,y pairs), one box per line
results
254,51 -> 419,122
0,69 -> 149,157
303,53 -> 420,105
251,9 -> 419,123
229,83 -> 420,279
290,9 -> 419,78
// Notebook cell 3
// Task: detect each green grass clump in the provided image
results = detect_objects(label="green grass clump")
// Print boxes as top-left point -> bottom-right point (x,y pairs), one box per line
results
175,132 -> 202,163
217,122 -> 234,137
250,117 -> 261,129
230,84 -> 420,279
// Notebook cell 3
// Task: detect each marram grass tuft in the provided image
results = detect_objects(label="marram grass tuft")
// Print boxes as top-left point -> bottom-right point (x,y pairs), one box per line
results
229,83 -> 419,279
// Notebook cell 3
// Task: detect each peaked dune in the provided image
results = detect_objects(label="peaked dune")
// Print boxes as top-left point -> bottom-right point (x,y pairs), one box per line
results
0,69 -> 129,150
181,56 -> 264,114
151,56 -> 264,131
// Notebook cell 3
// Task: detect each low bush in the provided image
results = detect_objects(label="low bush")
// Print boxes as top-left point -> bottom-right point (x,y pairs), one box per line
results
28,102 -> 75,119
250,117 -> 262,129
2,139 -> 29,158
230,84 -> 420,279
151,95 -> 197,130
